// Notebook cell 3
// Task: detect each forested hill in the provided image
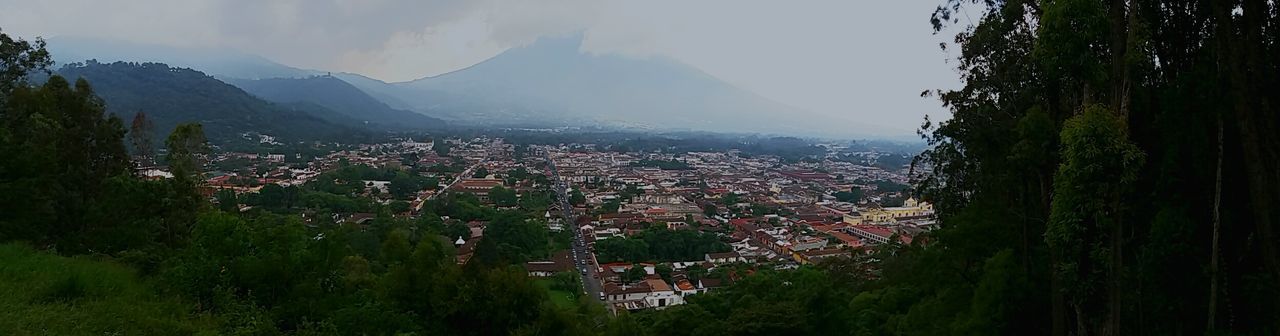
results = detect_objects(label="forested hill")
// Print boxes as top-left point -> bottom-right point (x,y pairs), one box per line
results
229,76 -> 445,130
55,61 -> 366,143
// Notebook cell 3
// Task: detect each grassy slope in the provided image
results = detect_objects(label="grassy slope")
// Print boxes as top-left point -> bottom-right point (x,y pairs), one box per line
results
0,243 -> 215,335
533,279 -> 578,309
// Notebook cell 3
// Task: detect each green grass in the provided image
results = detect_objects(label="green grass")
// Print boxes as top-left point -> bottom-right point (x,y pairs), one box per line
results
534,279 -> 578,309
0,243 -> 216,335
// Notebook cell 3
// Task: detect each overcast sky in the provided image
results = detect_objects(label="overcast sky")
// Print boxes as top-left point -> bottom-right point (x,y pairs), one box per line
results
0,0 -> 960,136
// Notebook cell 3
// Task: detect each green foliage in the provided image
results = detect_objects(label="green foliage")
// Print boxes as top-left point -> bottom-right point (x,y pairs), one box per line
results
0,243 -> 215,335
388,171 -> 432,199
54,61 -> 365,143
599,199 -> 621,214
623,265 -> 648,283
721,192 -> 740,206
635,267 -> 848,335
0,71 -> 158,250
433,140 -> 451,157
230,76 -> 443,130
0,29 -> 51,95
595,229 -> 729,263
490,185 -> 519,207
473,211 -> 551,265
165,123 -> 209,181
549,272 -> 582,293
702,203 -> 718,217
595,238 -> 651,263
1045,106 -> 1143,330
630,159 -> 692,170
216,189 -> 239,212
833,187 -> 864,203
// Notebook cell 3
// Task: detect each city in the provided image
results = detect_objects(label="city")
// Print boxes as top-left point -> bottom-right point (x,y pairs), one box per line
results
196,134 -> 933,313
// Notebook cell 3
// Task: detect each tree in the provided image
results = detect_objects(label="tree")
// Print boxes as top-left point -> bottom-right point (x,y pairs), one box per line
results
128,110 -> 155,166
1,73 -> 130,246
549,272 -> 582,296
215,189 -> 239,212
164,123 -> 209,182
389,172 -> 422,200
433,140 -> 450,157
722,192 -> 740,206
473,167 -> 489,179
599,199 -> 620,214
473,211 -> 549,264
388,200 -> 411,214
594,238 -> 650,263
702,204 -> 718,217
489,186 -> 518,207
655,264 -> 674,283
1045,106 -> 1143,334
569,189 -> 586,206
685,264 -> 707,282
0,29 -> 51,97
623,265 -> 648,283
833,187 -> 863,203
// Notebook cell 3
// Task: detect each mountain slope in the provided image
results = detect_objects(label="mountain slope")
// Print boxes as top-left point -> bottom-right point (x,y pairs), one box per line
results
229,76 -> 444,130
55,61 -> 364,143
377,33 -> 816,133
47,36 -> 320,80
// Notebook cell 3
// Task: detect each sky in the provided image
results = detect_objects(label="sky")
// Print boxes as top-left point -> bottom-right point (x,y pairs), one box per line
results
0,0 -> 961,136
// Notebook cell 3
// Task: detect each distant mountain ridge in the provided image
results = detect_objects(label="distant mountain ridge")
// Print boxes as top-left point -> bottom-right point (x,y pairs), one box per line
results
55,61 -> 364,143
229,76 -> 444,130
48,34 -> 837,136
340,33 -> 824,134
47,36 -> 322,80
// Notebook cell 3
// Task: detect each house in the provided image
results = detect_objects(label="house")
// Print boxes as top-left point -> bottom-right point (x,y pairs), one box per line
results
705,251 -> 744,264
793,247 -> 852,264
455,221 -> 486,265
697,278 -> 725,291
856,197 -> 934,224
603,278 -> 685,310
524,250 -> 574,277
451,178 -> 504,202
845,225 -> 912,245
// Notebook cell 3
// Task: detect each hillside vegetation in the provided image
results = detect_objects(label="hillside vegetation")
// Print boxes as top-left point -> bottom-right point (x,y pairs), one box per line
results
56,61 -> 367,143
0,243 -> 214,335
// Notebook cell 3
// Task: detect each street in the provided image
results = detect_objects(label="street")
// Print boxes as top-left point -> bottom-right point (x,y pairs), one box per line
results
546,152 -> 605,303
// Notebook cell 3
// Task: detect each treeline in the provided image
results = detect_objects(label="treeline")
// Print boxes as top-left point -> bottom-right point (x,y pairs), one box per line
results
891,0 -> 1278,334
594,228 -> 731,263
630,159 -> 693,170
446,128 -> 829,161
52,60 -> 372,144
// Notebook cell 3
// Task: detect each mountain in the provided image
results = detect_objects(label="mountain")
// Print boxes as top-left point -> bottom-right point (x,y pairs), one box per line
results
48,35 -> 834,135
55,61 -> 365,143
228,76 -> 445,130
46,36 -> 320,80
358,33 -> 821,134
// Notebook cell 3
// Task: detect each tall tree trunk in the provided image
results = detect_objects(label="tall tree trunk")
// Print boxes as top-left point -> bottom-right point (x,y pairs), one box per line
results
1218,0 -> 1280,288
1052,252 -> 1067,336
1235,0 -> 1280,287
1207,113 -> 1224,332
1106,1 -> 1135,334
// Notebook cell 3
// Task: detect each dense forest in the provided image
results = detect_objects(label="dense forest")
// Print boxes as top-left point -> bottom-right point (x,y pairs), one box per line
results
229,76 -> 445,130
51,61 -> 371,143
4,0 -> 1280,333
